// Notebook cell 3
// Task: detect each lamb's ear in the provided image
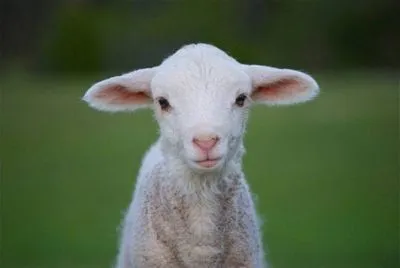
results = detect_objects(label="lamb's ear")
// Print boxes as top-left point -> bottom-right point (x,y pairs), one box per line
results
82,67 -> 157,112
245,65 -> 319,105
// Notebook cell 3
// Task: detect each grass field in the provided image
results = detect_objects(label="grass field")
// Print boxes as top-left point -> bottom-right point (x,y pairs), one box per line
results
1,71 -> 398,268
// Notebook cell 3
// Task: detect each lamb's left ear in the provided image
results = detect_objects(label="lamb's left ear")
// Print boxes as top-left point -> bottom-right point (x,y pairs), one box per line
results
244,65 -> 319,105
82,67 -> 157,112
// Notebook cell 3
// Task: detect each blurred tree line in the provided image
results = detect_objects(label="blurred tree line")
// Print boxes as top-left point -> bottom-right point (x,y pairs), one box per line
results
1,0 -> 399,75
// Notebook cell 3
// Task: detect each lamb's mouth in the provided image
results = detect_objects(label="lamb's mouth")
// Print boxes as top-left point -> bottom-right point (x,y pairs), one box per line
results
195,157 -> 222,168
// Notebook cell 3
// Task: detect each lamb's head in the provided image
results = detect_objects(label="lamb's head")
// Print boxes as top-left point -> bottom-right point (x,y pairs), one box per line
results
83,44 -> 319,173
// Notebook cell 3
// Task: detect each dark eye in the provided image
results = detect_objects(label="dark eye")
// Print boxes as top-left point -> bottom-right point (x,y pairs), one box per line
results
235,94 -> 247,107
157,97 -> 171,111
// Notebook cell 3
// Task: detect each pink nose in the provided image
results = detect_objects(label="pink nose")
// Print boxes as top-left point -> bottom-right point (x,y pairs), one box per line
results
193,135 -> 219,152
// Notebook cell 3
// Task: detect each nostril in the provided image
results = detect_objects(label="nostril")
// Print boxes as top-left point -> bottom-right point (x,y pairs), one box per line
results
193,136 -> 219,151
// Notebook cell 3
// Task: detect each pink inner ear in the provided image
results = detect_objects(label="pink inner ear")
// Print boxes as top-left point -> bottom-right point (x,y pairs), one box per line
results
252,78 -> 304,101
95,85 -> 151,105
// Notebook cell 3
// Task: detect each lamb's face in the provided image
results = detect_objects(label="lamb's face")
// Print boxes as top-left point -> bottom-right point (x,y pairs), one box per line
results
151,60 -> 252,171
82,44 -> 319,173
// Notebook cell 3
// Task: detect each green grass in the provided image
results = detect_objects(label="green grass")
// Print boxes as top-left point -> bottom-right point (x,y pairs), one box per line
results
1,72 -> 398,268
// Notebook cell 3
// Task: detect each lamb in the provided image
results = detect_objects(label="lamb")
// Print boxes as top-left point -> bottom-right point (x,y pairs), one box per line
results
82,43 -> 319,268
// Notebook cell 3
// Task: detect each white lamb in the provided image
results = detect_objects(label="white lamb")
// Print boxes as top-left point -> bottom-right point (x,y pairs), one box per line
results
83,43 -> 319,268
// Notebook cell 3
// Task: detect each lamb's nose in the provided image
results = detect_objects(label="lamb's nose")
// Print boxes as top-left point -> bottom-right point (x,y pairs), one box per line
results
192,135 -> 219,152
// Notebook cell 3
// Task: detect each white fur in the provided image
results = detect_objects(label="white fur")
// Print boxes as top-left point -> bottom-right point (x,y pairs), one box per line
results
83,43 -> 319,268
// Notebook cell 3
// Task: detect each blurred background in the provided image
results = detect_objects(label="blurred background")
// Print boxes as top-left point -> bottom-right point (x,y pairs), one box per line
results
1,0 -> 399,268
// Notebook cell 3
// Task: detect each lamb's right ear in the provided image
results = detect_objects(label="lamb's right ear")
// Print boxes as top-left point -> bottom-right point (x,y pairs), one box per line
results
82,67 -> 157,112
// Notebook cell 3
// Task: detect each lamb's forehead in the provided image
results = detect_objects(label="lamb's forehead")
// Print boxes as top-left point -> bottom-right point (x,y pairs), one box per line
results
151,44 -> 250,95
165,43 -> 238,63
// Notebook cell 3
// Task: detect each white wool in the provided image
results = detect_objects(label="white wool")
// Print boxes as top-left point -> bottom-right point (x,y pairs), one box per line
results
83,43 -> 319,268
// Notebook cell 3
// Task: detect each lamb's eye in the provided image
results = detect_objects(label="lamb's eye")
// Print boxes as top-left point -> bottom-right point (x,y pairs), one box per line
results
157,97 -> 171,111
235,94 -> 247,107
